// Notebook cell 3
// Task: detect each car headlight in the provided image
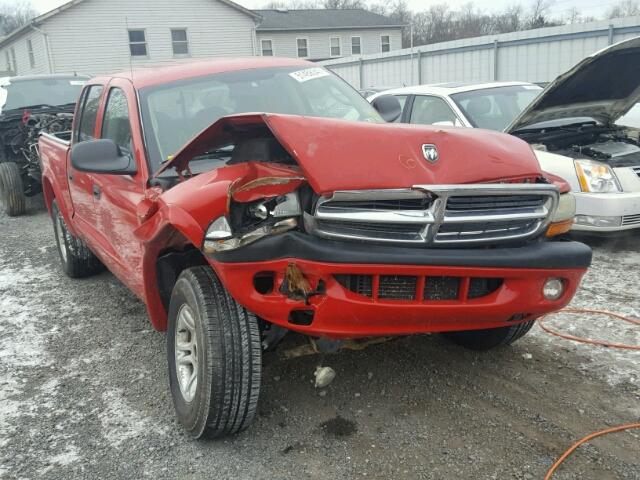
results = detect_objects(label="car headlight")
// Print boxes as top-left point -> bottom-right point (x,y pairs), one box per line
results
574,159 -> 621,193
203,192 -> 301,253
546,193 -> 576,237
551,193 -> 576,223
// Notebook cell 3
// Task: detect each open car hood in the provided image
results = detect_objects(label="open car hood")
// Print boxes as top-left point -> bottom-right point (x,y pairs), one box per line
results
506,36 -> 640,133
158,113 -> 543,193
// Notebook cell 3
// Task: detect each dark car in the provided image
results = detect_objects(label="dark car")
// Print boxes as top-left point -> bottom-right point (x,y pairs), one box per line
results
0,74 -> 88,216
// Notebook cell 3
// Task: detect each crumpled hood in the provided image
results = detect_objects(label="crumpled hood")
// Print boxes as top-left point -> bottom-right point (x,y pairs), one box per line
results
159,113 -> 543,194
507,36 -> 640,133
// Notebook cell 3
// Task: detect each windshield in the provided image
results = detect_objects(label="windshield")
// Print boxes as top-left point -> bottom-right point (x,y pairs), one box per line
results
1,76 -> 87,112
451,85 -> 542,131
139,66 -> 382,172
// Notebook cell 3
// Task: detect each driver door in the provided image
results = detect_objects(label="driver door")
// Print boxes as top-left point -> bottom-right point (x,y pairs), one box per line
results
90,81 -> 147,297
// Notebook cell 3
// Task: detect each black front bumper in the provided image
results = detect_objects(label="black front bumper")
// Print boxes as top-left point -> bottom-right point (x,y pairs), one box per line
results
213,232 -> 592,270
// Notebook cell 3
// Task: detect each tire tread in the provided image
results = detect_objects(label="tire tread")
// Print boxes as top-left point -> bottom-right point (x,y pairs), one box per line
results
0,162 -> 26,217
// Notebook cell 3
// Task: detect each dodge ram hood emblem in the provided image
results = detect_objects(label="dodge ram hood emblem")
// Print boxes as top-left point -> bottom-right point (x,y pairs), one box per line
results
422,144 -> 439,163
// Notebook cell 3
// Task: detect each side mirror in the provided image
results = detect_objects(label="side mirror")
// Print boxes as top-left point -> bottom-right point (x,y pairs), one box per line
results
371,94 -> 402,123
70,139 -> 136,175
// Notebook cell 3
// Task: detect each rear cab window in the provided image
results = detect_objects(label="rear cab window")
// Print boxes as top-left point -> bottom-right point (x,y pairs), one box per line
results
75,85 -> 104,142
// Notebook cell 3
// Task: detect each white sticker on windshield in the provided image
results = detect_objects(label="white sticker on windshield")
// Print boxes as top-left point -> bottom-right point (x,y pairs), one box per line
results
523,85 -> 542,90
289,68 -> 330,83
69,80 -> 86,86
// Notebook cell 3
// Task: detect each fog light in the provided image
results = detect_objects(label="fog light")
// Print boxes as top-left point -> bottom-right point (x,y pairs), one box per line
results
543,278 -> 564,300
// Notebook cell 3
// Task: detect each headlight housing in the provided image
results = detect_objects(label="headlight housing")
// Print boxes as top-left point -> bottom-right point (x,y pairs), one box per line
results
574,159 -> 621,193
546,193 -> 575,237
203,192 -> 301,253
551,193 -> 576,223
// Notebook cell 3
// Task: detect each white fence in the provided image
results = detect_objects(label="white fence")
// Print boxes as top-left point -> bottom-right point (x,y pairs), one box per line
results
320,16 -> 640,89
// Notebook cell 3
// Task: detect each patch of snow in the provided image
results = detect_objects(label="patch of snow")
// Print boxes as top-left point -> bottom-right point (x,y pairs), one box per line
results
99,389 -> 167,448
0,263 -> 56,446
531,244 -> 640,388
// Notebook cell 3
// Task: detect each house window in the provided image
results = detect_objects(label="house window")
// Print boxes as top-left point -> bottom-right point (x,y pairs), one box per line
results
128,29 -> 147,57
27,39 -> 35,68
297,38 -> 308,58
10,47 -> 17,73
351,36 -> 361,55
381,35 -> 390,53
171,29 -> 189,56
261,39 -> 273,56
330,37 -> 341,57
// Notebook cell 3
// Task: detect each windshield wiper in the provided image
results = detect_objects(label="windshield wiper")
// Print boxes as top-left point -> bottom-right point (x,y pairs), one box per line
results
191,148 -> 235,162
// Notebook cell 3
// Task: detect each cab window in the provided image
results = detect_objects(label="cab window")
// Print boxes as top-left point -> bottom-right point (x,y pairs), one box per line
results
101,88 -> 133,158
76,85 -> 104,142
410,95 -> 459,126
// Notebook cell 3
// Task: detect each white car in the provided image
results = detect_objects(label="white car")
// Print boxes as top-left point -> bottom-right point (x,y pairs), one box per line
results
369,37 -> 640,234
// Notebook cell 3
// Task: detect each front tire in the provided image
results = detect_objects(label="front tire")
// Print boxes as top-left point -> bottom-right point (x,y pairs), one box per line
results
51,200 -> 102,278
167,266 -> 261,439
0,162 -> 26,216
442,321 -> 535,351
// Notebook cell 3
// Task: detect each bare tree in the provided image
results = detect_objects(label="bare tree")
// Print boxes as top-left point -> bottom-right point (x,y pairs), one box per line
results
263,0 -> 320,8
0,0 -> 38,35
322,0 -> 365,8
493,4 -> 524,33
607,0 -> 640,18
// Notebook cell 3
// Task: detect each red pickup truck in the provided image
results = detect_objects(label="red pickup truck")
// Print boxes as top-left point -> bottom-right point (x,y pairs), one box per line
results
38,58 -> 591,439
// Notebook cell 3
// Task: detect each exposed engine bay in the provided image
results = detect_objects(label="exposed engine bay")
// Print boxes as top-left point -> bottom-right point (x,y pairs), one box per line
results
0,111 -> 73,195
520,124 -> 640,167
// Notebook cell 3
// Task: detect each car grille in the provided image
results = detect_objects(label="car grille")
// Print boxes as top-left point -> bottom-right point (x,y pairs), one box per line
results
307,185 -> 558,246
334,274 -> 503,301
622,213 -> 640,226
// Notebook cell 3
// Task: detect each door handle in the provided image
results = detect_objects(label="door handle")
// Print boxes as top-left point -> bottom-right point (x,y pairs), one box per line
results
68,174 -> 73,182
92,184 -> 101,199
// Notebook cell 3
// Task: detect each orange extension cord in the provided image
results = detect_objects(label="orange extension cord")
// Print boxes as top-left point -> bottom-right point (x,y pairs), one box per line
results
538,308 -> 640,479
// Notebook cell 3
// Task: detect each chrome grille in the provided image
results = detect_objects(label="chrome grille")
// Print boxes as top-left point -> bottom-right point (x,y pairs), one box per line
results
307,185 -> 559,246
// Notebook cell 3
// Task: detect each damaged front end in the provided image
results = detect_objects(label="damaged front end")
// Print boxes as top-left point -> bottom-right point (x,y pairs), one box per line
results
203,181 -> 304,254
156,113 -> 590,338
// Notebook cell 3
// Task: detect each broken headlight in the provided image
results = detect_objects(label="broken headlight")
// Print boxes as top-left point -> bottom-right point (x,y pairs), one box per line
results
203,192 -> 301,253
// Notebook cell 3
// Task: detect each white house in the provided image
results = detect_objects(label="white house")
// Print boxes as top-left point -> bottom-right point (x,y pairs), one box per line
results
0,0 -> 261,76
255,9 -> 404,61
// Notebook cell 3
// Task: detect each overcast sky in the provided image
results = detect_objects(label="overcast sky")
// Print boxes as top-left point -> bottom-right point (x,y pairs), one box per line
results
27,0 -> 610,21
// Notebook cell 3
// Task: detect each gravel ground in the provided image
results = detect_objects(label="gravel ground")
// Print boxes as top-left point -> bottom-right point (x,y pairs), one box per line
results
1,198 -> 639,480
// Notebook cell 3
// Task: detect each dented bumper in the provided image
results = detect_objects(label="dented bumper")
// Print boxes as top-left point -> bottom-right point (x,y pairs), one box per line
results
208,234 -> 592,339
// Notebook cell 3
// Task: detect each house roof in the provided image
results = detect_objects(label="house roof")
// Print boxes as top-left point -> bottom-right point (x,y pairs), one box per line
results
255,9 -> 405,31
0,0 -> 261,49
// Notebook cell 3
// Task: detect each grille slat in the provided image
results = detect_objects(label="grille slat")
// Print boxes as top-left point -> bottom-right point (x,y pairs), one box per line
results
446,195 -> 546,211
322,198 -> 432,211
622,214 -> 640,226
